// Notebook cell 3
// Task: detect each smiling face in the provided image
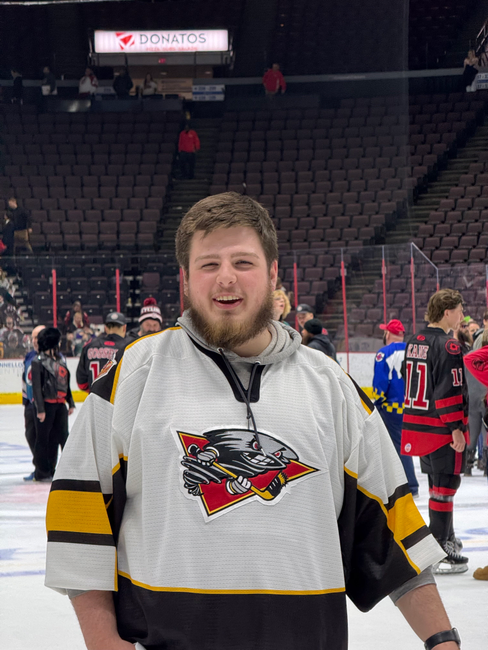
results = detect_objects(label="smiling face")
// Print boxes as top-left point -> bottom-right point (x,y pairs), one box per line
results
184,226 -> 277,354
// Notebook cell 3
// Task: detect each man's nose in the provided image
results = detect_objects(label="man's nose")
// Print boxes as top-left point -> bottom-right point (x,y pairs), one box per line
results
216,262 -> 237,286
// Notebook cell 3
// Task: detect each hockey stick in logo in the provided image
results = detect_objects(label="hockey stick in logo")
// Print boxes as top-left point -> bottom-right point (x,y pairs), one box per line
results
212,461 -> 286,501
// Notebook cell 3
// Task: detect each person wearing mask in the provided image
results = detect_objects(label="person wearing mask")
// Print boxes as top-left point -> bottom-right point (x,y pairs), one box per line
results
113,68 -> 133,99
77,312 -> 128,392
372,319 -> 418,497
28,327 -> 75,482
22,325 -> 46,481
127,297 -> 163,341
262,63 -> 286,96
41,66 -> 57,95
301,318 -> 337,361
178,123 -> 200,180
401,289 -> 469,574
79,67 -> 98,97
45,192 -> 460,650
6,196 -> 32,253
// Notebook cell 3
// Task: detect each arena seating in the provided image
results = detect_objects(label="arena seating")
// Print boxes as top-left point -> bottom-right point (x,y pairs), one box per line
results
0,106 -> 180,252
270,0 -> 471,75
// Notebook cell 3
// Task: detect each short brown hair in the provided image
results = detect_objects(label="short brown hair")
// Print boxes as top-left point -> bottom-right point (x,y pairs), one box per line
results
175,192 -> 278,272
425,289 -> 464,324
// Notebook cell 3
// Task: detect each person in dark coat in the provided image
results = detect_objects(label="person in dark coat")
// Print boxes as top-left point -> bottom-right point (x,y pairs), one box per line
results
28,327 -> 75,482
301,318 -> 337,361
10,68 -> 23,103
113,68 -> 133,98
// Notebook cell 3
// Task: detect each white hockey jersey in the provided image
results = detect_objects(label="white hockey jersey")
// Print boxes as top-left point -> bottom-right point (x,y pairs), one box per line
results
45,317 -> 444,650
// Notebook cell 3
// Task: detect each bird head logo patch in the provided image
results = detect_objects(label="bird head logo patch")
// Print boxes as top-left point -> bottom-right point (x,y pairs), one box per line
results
174,427 -> 320,521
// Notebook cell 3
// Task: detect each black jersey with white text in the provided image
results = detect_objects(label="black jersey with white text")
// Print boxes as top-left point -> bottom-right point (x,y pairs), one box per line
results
76,333 -> 128,392
401,327 -> 468,457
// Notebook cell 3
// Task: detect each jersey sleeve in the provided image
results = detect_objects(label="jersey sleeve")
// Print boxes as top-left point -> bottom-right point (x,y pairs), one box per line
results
464,347 -> 488,387
75,346 -> 90,392
432,339 -> 466,432
45,355 -> 126,594
372,351 -> 389,406
338,377 -> 444,611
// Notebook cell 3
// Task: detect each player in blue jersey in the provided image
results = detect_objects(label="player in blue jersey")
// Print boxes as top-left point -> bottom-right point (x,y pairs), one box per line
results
373,319 -> 419,496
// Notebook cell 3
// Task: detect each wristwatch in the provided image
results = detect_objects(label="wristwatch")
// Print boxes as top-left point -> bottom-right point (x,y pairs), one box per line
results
424,628 -> 461,649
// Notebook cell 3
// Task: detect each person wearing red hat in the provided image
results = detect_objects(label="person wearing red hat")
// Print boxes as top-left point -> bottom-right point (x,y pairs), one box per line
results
373,320 -> 419,497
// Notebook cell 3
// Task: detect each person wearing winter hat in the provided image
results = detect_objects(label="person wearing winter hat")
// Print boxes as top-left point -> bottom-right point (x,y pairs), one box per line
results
26,327 -> 75,482
301,318 -> 337,361
127,297 -> 163,340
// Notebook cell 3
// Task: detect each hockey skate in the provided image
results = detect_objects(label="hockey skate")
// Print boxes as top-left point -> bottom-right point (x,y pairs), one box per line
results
433,540 -> 469,574
449,533 -> 463,553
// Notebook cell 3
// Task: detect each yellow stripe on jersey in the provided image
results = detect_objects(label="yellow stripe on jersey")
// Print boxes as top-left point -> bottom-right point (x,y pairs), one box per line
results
110,326 -> 181,404
118,570 -> 346,596
344,466 -> 423,574
112,453 -> 128,476
46,490 -> 113,535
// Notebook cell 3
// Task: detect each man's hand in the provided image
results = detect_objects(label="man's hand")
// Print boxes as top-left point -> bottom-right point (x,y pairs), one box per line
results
37,412 -> 46,422
68,407 -> 75,416
450,429 -> 466,452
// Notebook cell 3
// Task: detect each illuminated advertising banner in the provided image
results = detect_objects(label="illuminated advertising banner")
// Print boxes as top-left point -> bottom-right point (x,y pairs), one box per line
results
94,30 -> 228,53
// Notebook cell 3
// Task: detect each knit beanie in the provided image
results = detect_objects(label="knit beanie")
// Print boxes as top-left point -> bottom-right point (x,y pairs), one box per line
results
138,297 -> 162,324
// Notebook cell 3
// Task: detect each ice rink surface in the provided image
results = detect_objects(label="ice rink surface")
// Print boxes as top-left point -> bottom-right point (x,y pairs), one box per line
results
1,403 -> 486,650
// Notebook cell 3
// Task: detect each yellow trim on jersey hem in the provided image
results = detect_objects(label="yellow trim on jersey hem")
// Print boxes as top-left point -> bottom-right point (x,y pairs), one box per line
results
117,571 -> 345,596
344,466 -> 422,574
109,326 -> 181,404
112,453 -> 128,476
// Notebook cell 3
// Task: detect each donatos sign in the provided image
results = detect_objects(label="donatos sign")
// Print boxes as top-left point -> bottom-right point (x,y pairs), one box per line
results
94,30 -> 229,53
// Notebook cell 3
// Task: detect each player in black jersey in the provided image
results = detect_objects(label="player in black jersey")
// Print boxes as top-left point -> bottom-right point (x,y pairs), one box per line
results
402,289 -> 469,574
76,311 -> 128,393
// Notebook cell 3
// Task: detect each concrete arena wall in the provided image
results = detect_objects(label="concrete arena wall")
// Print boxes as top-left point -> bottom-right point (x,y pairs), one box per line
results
1,353 -> 376,404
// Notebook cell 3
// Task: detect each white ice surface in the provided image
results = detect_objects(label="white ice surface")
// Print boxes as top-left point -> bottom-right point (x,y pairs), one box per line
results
0,404 -> 486,649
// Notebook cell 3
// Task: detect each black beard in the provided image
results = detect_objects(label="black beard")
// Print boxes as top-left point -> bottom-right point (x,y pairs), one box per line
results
187,285 -> 274,350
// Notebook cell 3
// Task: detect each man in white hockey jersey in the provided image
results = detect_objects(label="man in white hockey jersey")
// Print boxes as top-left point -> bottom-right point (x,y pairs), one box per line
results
45,192 -> 462,650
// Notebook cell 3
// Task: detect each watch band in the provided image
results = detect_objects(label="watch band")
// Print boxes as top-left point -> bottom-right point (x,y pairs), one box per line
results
424,627 -> 461,649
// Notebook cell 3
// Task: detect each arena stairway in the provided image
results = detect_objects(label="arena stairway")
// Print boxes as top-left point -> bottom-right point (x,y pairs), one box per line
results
385,120 -> 488,245
158,118 -> 221,249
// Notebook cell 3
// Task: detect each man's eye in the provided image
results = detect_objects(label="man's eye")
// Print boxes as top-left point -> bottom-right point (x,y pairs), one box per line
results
236,260 -> 252,265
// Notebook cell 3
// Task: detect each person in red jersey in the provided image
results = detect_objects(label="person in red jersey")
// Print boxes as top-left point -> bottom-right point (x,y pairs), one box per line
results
178,123 -> 200,179
262,63 -> 286,96
402,289 -> 469,574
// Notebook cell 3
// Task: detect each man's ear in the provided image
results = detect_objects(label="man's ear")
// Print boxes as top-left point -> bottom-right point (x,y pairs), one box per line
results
270,260 -> 278,290
182,268 -> 189,297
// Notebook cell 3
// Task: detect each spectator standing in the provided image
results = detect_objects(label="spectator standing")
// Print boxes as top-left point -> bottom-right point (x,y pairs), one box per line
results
6,196 -> 32,253
64,300 -> 90,333
22,324 -> 45,481
1,212 -> 15,258
41,66 -> 57,95
262,63 -> 286,96
301,318 -> 337,361
127,297 -> 162,341
178,123 -> 200,180
45,192 -> 458,650
463,50 -> 479,92
141,73 -> 158,96
79,67 -> 98,97
372,319 -> 418,497
113,68 -> 133,99
29,327 -> 75,482
76,311 -> 128,392
272,288 -> 291,323
401,289 -> 469,574
10,68 -> 23,104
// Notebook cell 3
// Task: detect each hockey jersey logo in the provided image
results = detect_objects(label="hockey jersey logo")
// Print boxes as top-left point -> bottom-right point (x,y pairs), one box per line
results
175,427 -> 319,521
91,359 -> 117,385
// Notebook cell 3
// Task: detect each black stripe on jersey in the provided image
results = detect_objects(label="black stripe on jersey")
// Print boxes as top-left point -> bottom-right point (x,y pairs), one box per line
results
47,531 -> 115,546
338,470 -> 418,612
51,479 -> 102,493
347,373 -> 375,414
401,526 -> 432,551
109,457 -> 127,544
114,575 -> 348,650
385,483 -> 412,511
188,336 -> 265,403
